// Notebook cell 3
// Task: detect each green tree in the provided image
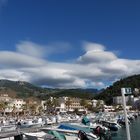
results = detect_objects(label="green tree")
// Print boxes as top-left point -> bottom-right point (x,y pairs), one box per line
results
45,98 -> 53,113
74,108 -> 79,114
12,104 -> 17,117
38,105 -> 44,115
21,104 -> 28,116
52,98 -> 59,109
29,104 -> 37,115
96,100 -> 104,110
0,101 -> 8,116
80,99 -> 88,109
115,105 -> 123,111
86,104 -> 93,111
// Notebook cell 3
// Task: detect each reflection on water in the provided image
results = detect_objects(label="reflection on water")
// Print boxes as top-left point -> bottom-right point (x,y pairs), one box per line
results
112,117 -> 140,140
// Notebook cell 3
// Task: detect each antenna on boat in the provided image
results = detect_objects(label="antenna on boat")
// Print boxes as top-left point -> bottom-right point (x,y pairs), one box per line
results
121,88 -> 131,140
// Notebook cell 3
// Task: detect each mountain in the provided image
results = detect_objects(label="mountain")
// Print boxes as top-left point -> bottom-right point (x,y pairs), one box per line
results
95,74 -> 140,105
0,79 -> 99,99
50,88 -> 99,99
2,74 -> 140,103
0,80 -> 42,92
0,79 -> 44,98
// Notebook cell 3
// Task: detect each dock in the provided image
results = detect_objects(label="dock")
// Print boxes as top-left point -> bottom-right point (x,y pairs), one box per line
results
0,127 -> 43,139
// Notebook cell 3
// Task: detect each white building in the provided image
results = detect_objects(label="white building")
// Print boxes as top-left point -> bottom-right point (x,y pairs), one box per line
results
56,97 -> 67,113
113,95 -> 134,105
55,97 -> 85,112
92,99 -> 104,108
66,97 -> 85,112
0,94 -> 12,102
41,100 -> 46,110
134,88 -> 139,93
92,100 -> 98,107
7,98 -> 26,112
104,105 -> 115,112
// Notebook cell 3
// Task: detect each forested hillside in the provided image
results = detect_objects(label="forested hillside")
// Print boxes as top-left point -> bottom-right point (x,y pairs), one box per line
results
95,75 -> 140,104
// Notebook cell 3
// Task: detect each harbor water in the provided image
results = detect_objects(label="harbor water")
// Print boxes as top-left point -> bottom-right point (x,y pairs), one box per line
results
112,117 -> 140,140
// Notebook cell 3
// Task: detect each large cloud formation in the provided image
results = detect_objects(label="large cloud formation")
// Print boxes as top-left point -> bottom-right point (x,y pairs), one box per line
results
0,41 -> 140,88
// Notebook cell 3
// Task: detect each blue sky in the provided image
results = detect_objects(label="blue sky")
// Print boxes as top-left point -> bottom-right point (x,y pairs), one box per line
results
0,0 -> 140,88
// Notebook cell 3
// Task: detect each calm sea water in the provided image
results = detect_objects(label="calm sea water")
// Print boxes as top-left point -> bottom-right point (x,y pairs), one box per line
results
112,117 -> 140,140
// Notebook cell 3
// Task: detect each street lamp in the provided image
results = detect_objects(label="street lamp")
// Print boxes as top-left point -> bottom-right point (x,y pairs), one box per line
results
121,88 -> 132,140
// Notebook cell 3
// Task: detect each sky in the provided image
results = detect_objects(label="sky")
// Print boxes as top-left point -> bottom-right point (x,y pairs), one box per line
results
0,0 -> 140,89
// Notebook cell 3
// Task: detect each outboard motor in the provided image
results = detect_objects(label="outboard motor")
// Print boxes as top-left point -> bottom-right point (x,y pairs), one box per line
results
94,126 -> 112,140
14,134 -> 23,140
94,126 -> 103,139
78,130 -> 89,140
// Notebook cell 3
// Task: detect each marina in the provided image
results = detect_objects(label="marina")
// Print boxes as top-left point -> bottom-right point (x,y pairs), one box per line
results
0,1 -> 140,139
0,111 -> 139,140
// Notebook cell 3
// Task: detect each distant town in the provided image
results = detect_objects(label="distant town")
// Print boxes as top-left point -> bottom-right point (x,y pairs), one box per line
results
0,87 -> 140,117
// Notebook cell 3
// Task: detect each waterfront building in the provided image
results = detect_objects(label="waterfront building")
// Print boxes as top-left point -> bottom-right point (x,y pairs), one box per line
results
6,98 -> 26,112
0,94 -> 12,102
92,100 -> 98,107
66,97 -> 85,112
0,94 -> 25,113
134,88 -> 140,93
104,105 -> 115,112
113,95 -> 134,105
56,97 -> 67,113
55,97 -> 85,112
41,100 -> 46,110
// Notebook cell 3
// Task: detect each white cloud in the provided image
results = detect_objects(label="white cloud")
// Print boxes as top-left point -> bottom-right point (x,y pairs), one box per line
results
16,41 -> 71,58
78,42 -> 117,64
0,51 -> 47,68
0,41 -> 140,88
16,41 -> 47,58
83,42 -> 105,52
0,69 -> 28,81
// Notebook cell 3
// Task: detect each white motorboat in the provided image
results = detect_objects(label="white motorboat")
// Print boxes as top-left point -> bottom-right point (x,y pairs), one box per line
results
19,118 -> 44,128
0,124 -> 16,132
41,127 -> 100,140
24,131 -> 55,140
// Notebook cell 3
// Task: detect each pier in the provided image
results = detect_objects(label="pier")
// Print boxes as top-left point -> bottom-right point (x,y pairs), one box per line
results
0,127 -> 42,139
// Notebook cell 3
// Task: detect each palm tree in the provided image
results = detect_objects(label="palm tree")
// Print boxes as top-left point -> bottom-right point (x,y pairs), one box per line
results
96,100 -> 104,112
52,98 -> 59,109
4,101 -> 8,116
37,106 -> 43,115
29,104 -> 37,115
80,99 -> 88,110
25,97 -> 39,115
0,101 -> 8,116
65,97 -> 72,112
12,104 -> 17,117
45,98 -> 53,113
21,104 -> 28,116
0,102 -> 5,116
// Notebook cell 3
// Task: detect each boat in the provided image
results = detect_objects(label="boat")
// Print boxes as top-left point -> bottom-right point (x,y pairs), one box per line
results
23,131 -> 55,140
98,120 -> 121,131
18,118 -> 44,128
41,127 -> 100,140
0,124 -> 17,132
